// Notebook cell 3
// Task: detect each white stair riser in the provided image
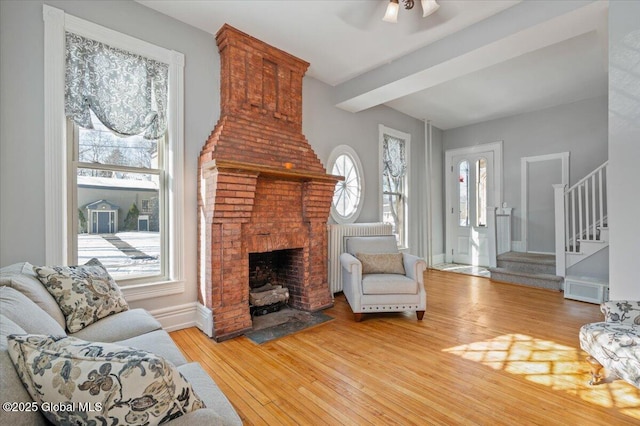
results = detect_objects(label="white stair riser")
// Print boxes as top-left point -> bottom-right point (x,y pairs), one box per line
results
566,239 -> 608,269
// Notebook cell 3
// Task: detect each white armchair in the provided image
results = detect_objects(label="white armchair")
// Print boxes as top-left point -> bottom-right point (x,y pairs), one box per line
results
339,235 -> 427,322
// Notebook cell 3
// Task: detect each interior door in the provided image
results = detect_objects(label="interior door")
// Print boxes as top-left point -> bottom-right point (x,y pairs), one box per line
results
450,152 -> 494,266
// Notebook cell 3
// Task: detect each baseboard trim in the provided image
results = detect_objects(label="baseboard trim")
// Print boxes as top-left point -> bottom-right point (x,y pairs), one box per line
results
196,303 -> 213,338
149,302 -> 197,332
431,253 -> 445,266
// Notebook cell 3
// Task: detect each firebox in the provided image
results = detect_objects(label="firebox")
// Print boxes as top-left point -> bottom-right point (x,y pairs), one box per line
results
197,24 -> 341,341
248,249 -> 303,316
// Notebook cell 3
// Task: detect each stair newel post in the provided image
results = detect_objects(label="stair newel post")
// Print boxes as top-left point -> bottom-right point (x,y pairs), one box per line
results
487,206 -> 498,268
553,184 -> 567,277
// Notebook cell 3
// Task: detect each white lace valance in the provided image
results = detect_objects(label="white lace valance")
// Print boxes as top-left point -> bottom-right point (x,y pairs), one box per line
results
65,32 -> 168,140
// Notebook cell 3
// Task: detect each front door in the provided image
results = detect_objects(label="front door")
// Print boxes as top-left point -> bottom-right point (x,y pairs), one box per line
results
97,211 -> 112,234
449,151 -> 494,266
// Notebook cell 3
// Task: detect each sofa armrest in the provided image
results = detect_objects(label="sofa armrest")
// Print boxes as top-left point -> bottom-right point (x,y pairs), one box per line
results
402,253 -> 427,283
601,300 -> 640,324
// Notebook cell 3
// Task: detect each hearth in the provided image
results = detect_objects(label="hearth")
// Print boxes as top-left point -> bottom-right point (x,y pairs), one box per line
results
198,24 -> 341,341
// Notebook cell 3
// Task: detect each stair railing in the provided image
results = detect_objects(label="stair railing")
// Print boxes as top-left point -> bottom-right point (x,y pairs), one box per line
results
554,161 -> 608,277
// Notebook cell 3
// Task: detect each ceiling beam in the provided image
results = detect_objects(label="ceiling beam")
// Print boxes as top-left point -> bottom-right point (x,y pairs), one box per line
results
335,0 -> 607,113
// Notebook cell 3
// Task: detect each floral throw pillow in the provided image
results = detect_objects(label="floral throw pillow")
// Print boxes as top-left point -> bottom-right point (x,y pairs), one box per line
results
33,259 -> 129,333
7,334 -> 205,426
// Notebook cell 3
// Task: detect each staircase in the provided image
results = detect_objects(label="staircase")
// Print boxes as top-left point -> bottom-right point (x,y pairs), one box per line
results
554,161 -> 609,275
489,252 -> 564,291
488,161 -> 608,295
553,161 -> 609,302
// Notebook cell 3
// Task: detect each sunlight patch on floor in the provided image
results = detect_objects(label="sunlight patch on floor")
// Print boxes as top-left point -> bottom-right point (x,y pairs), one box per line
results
443,333 -> 640,419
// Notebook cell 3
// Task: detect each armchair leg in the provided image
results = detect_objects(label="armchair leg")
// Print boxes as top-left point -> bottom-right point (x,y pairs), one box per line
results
416,311 -> 425,321
354,313 -> 363,322
586,356 -> 604,385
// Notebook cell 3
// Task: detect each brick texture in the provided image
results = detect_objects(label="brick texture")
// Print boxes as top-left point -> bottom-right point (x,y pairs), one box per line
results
198,25 -> 337,341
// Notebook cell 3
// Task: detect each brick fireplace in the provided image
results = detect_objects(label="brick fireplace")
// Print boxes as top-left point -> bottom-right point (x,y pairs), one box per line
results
198,25 -> 340,341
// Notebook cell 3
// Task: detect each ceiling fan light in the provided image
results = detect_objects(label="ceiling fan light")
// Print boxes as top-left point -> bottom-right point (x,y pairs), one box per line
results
383,0 -> 400,23
421,0 -> 440,17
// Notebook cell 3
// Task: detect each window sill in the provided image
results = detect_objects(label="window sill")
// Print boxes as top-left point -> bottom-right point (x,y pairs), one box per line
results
120,279 -> 184,302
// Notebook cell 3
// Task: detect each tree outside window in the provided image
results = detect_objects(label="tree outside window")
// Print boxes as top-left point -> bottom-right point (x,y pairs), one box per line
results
380,126 -> 410,249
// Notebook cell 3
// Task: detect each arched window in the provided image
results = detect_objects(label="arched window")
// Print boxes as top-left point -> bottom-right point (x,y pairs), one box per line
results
327,145 -> 364,223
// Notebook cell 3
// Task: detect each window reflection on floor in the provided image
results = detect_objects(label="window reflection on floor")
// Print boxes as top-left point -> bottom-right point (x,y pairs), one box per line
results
432,262 -> 490,278
444,333 -> 640,419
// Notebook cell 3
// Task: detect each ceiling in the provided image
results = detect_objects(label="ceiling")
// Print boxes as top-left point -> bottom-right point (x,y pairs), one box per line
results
136,0 -> 609,130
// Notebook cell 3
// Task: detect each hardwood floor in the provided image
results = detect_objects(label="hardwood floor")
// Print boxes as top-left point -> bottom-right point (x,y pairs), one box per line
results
170,270 -> 640,425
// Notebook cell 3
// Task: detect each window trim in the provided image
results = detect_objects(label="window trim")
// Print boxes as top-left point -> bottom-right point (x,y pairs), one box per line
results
378,124 -> 411,249
327,145 -> 365,224
43,5 -> 185,297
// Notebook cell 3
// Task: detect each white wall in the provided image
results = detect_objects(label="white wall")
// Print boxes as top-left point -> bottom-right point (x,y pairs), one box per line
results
302,77 -> 427,255
608,0 -> 640,299
0,0 -> 218,316
429,125 -> 445,262
442,96 -> 608,249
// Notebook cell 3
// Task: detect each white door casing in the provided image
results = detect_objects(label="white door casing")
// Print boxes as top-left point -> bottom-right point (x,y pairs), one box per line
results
445,142 -> 503,266
520,152 -> 569,253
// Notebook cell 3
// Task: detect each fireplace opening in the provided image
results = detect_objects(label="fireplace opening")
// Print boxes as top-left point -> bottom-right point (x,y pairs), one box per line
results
249,249 -> 303,316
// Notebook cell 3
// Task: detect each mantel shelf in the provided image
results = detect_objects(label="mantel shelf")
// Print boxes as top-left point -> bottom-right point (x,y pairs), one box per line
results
203,159 -> 343,183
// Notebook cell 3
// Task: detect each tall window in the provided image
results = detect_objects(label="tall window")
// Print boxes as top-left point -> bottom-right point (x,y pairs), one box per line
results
71,111 -> 164,280
379,125 -> 410,249
459,160 -> 469,227
44,5 -> 185,294
476,158 -> 487,227
66,32 -> 168,282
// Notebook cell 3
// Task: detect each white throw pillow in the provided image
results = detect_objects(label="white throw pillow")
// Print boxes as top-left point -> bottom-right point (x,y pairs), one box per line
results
7,334 -> 205,426
33,259 -> 129,332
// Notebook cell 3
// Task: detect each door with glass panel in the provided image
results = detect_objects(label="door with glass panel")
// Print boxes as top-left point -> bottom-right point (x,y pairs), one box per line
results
450,152 -> 493,266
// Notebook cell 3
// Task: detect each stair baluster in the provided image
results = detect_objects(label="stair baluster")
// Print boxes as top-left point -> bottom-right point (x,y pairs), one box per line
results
554,161 -> 608,277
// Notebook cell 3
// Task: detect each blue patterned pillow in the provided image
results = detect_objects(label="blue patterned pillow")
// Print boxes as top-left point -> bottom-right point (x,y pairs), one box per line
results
7,334 -> 205,426
33,259 -> 128,333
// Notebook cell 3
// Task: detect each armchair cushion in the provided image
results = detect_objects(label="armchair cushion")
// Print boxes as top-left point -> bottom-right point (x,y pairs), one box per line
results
361,274 -> 418,295
355,252 -> 405,275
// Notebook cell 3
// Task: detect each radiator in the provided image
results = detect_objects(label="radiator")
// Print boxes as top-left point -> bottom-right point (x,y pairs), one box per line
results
327,222 -> 393,294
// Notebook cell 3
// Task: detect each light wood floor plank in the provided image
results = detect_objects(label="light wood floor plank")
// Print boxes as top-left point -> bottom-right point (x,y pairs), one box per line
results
170,270 -> 640,425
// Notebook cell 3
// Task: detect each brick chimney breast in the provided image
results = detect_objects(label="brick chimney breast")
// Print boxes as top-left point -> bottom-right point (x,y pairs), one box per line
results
198,24 -> 340,341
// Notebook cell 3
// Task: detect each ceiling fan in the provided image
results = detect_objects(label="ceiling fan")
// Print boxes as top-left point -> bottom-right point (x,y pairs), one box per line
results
383,0 -> 440,23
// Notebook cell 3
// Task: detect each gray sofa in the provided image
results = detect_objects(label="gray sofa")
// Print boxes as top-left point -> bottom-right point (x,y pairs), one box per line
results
0,262 -> 242,426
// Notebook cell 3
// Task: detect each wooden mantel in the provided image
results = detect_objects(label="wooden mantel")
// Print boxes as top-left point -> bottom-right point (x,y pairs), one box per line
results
203,159 -> 343,183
